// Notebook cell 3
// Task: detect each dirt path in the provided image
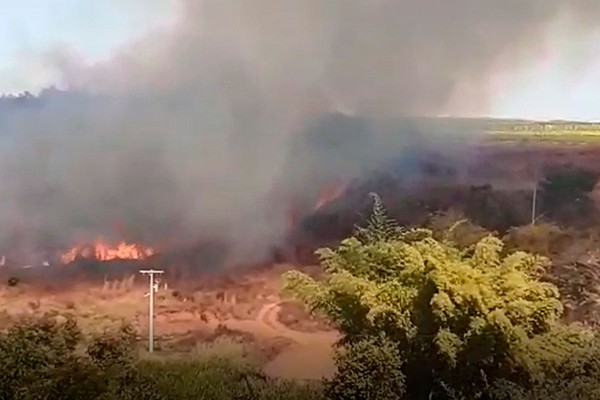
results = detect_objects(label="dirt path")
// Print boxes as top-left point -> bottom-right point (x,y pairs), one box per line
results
179,301 -> 338,380
235,302 -> 339,380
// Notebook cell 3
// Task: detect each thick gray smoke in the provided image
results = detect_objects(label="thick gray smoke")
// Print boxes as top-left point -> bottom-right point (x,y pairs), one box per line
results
1,0 -> 599,265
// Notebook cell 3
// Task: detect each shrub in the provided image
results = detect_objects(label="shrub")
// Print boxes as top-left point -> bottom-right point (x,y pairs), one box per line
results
539,166 -> 599,224
324,335 -> 405,400
429,210 -> 491,249
0,314 -> 86,399
502,223 -> 571,257
492,336 -> 600,399
0,314 -> 323,400
137,358 -> 323,400
0,315 -> 154,400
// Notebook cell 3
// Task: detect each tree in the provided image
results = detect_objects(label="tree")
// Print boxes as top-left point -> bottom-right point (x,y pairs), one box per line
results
539,166 -> 599,224
323,335 -> 406,400
284,195 -> 597,399
0,315 -> 155,400
354,193 -> 404,244
0,314 -> 92,400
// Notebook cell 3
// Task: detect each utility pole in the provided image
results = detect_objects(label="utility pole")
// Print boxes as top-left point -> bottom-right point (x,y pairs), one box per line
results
140,269 -> 164,353
531,183 -> 537,225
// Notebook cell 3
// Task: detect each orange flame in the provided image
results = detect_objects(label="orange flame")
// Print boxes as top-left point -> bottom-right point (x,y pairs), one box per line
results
286,203 -> 305,230
315,182 -> 347,210
60,238 -> 156,264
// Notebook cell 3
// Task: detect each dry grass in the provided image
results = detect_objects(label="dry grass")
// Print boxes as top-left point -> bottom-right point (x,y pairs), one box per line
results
98,274 -> 137,298
0,265 -> 338,379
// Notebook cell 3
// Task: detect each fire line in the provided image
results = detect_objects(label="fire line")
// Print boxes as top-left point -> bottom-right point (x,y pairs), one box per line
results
60,239 -> 156,264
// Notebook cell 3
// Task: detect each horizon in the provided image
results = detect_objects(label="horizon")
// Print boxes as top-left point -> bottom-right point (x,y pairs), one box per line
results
2,87 -> 600,124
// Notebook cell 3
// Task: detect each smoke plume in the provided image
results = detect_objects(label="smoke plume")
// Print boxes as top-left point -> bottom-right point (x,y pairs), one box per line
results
1,0 -> 599,265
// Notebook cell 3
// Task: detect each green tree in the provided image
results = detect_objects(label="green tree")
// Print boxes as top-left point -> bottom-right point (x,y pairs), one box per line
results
323,335 -> 406,400
0,315 -> 154,400
354,193 -> 404,244
284,195 -> 596,399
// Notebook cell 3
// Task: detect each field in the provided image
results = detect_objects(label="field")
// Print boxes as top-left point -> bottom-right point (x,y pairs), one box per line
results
484,119 -> 600,143
412,117 -> 600,143
0,263 -> 339,381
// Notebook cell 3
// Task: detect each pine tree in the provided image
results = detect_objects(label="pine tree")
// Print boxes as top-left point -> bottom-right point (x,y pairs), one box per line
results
354,192 -> 403,244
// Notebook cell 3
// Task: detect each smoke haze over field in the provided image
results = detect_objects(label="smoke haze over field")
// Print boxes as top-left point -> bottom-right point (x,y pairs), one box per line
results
1,0 -> 600,265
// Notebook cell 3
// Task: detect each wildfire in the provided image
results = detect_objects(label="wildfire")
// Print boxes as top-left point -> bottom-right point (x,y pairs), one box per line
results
315,182 -> 347,210
60,239 -> 156,264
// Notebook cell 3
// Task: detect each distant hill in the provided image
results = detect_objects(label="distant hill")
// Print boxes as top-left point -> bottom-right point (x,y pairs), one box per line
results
1,88 -> 599,134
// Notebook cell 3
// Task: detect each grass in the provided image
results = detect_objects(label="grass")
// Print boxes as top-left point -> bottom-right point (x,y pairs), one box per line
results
489,130 -> 600,144
484,120 -> 600,143
137,357 -> 324,400
412,116 -> 600,144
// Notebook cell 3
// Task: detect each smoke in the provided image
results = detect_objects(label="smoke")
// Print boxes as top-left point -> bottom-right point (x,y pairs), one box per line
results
1,0 -> 599,265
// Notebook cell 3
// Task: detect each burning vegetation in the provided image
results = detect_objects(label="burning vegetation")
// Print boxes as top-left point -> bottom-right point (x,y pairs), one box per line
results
314,182 -> 348,211
59,239 -> 156,264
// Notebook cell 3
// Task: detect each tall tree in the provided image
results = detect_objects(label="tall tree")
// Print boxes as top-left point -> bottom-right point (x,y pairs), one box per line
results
284,195 -> 598,399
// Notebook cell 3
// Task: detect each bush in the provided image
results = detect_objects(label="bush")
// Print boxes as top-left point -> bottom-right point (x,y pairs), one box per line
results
324,335 -> 405,400
503,223 -> 571,257
492,336 -> 600,399
0,315 -> 158,400
139,358 -> 323,400
0,314 -> 88,400
539,166 -> 599,224
0,314 -> 322,400
429,210 -> 491,249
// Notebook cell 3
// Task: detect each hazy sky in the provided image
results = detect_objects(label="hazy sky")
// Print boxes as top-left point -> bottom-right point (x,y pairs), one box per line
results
1,0 -> 599,121
490,40 -> 600,121
0,0 -> 175,92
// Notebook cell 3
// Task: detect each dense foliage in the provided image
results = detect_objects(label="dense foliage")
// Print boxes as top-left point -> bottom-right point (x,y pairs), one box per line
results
0,315 -> 159,400
539,166 -> 599,224
284,196 -> 600,399
0,315 -> 320,400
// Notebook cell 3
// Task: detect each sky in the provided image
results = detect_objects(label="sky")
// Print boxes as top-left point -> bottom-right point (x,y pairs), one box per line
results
0,0 -> 175,93
489,43 -> 600,121
1,0 -> 600,121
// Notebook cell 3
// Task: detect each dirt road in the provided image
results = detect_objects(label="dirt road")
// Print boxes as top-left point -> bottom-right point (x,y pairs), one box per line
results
224,301 -> 339,380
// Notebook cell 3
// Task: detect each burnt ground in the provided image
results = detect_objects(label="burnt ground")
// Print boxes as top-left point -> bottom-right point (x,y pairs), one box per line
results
284,141 -> 600,263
